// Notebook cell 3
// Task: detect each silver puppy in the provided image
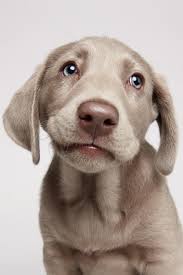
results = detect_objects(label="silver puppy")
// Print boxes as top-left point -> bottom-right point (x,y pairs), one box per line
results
3,37 -> 183,274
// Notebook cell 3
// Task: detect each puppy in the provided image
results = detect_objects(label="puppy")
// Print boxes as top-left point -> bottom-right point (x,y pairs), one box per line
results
3,37 -> 183,274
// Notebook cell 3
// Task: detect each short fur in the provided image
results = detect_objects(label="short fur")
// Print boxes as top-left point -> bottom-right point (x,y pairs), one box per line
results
3,37 -> 183,274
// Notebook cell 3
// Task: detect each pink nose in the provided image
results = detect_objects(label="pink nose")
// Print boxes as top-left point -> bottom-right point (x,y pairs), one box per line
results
78,101 -> 119,137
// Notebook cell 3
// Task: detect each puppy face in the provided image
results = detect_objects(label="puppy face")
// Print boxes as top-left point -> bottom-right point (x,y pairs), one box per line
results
39,37 -> 157,173
3,37 -> 177,175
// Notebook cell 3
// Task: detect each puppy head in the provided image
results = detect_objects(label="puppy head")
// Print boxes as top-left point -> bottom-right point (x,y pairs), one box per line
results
3,37 -> 178,174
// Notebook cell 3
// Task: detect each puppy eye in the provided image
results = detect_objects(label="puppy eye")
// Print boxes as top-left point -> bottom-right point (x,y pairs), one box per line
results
129,74 -> 144,89
62,62 -> 78,76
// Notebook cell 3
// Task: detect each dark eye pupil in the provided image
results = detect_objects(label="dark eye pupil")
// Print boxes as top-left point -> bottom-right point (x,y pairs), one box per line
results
67,65 -> 76,74
63,63 -> 77,76
132,76 -> 141,86
130,74 -> 142,89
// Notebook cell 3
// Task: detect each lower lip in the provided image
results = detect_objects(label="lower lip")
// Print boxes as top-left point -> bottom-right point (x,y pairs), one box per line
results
78,145 -> 105,157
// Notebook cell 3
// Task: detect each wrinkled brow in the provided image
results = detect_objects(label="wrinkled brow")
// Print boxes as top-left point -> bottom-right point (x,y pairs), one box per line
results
46,43 -> 89,67
72,44 -> 89,60
119,58 -> 142,81
120,55 -> 153,79
122,58 -> 137,72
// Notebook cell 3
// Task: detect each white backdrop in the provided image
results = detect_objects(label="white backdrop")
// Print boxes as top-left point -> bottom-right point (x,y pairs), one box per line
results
0,1 -> 183,274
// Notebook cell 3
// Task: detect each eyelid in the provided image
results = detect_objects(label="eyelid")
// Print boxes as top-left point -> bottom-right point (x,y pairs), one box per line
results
131,71 -> 144,79
60,60 -> 78,72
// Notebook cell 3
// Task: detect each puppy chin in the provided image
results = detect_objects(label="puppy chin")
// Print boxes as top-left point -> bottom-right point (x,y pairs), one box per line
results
56,149 -> 119,173
53,138 -> 140,173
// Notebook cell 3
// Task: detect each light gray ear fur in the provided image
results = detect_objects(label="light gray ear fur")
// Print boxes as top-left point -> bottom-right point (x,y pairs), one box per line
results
3,65 -> 45,164
153,75 -> 178,175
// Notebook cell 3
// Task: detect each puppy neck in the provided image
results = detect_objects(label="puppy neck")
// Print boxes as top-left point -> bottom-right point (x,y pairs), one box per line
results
58,157 -> 122,223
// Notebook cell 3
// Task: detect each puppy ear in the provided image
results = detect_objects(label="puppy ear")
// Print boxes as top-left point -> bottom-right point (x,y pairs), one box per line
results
153,74 -> 178,175
3,65 -> 46,164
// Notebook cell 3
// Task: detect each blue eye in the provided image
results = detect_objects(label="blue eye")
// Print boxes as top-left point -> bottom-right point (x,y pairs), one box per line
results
129,74 -> 143,89
63,63 -> 78,76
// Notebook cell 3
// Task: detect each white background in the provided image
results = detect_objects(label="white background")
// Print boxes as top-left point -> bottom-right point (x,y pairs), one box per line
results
0,1 -> 183,274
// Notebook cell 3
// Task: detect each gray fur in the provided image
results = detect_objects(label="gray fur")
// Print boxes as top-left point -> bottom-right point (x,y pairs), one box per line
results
3,37 -> 183,274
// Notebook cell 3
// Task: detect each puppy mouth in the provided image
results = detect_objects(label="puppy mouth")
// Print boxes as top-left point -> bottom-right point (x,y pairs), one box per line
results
62,143 -> 114,158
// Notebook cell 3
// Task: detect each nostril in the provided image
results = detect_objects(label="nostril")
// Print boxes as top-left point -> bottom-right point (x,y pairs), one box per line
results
104,118 -> 116,126
78,101 -> 119,136
79,114 -> 93,122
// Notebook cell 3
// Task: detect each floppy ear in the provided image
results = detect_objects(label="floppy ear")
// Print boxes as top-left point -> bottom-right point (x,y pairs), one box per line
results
153,74 -> 178,175
3,65 -> 46,164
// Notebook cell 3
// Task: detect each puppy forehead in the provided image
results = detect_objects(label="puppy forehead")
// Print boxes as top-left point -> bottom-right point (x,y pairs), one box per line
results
85,38 -> 152,73
77,37 -> 132,56
73,37 -> 139,67
48,37 -> 152,75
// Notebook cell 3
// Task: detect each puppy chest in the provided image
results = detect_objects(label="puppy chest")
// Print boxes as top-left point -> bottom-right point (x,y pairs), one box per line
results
58,204 -> 126,253
74,246 -> 145,275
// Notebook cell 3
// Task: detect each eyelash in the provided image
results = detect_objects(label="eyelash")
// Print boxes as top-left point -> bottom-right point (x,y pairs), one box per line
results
61,61 -> 78,73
